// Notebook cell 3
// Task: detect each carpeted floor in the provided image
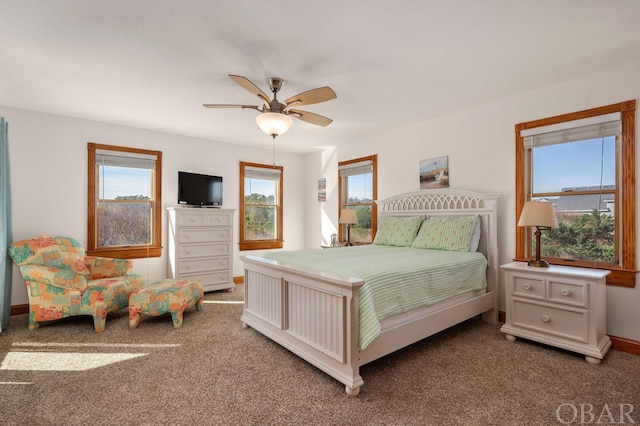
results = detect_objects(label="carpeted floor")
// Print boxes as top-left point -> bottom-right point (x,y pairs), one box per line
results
1,285 -> 639,425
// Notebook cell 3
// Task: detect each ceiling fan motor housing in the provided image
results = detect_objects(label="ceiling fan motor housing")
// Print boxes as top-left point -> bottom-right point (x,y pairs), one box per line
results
267,77 -> 283,93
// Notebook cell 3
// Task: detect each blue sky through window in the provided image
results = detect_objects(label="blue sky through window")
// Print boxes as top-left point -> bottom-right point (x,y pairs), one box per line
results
99,166 -> 151,200
533,137 -> 615,193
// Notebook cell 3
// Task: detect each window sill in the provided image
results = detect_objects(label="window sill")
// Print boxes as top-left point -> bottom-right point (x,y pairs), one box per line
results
87,247 -> 162,259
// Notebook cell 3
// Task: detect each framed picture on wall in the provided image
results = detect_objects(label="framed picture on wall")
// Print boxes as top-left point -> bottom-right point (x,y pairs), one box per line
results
318,178 -> 326,202
419,156 -> 449,189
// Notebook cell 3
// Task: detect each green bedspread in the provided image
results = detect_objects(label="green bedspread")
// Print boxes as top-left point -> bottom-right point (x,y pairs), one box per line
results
263,245 -> 487,349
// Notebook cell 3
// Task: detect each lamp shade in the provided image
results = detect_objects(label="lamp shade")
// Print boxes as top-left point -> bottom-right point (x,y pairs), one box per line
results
339,209 -> 358,225
255,112 -> 293,136
518,201 -> 558,228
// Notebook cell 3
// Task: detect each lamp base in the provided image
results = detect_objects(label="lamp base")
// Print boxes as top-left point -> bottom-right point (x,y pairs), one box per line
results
527,258 -> 550,267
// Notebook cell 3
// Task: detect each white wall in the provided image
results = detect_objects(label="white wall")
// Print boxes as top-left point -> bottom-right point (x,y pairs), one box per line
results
2,106 -> 307,306
306,59 -> 640,341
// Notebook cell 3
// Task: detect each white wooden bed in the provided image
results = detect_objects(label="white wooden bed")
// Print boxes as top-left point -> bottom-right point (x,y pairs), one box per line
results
240,189 -> 499,396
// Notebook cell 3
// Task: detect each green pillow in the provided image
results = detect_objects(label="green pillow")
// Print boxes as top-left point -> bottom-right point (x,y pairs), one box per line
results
412,216 -> 478,252
373,216 -> 423,247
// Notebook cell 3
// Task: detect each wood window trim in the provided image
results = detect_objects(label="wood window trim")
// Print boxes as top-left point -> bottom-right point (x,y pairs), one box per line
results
338,154 -> 378,244
239,161 -> 284,251
515,100 -> 636,287
87,143 -> 162,259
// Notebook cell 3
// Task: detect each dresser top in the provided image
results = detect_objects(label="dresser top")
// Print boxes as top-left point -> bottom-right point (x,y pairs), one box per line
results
501,261 -> 610,279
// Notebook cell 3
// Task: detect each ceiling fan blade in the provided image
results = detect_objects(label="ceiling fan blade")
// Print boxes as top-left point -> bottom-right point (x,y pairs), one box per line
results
203,104 -> 260,110
288,109 -> 333,127
285,86 -> 336,107
228,75 -> 271,107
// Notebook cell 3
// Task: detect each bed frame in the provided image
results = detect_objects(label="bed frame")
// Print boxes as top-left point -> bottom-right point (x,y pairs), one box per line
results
240,189 -> 499,396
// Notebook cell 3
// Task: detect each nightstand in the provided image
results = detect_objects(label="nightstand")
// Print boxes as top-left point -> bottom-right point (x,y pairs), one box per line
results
500,262 -> 611,364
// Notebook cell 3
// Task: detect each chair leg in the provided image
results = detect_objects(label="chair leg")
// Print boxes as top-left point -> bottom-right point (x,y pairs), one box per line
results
92,304 -> 107,333
28,311 -> 39,330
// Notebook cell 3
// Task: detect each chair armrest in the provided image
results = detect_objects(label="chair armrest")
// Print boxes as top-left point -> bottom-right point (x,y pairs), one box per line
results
18,265 -> 88,291
85,256 -> 133,279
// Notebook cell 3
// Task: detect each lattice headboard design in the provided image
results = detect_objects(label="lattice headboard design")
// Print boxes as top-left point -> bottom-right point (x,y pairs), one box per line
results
377,189 -> 496,213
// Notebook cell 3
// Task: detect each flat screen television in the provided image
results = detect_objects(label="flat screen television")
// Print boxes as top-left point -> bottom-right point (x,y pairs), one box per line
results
178,171 -> 223,207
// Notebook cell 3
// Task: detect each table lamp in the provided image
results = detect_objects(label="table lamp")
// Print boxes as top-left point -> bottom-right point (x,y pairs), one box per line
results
339,209 -> 358,246
518,201 -> 558,267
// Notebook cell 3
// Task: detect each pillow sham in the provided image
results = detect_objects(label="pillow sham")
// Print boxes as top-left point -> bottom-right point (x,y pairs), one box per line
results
412,215 -> 479,252
373,215 -> 423,247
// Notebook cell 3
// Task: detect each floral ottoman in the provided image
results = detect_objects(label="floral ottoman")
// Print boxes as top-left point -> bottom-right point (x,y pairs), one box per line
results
129,279 -> 204,329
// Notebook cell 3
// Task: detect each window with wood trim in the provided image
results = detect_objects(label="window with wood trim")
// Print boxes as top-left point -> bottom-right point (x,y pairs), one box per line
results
87,143 -> 162,259
239,161 -> 283,251
338,155 -> 378,245
515,100 -> 636,287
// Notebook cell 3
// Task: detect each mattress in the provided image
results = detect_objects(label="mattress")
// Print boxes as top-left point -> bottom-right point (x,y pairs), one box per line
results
263,244 -> 487,349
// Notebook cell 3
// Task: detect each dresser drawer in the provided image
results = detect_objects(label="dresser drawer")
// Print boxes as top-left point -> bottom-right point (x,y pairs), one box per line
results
179,257 -> 231,274
180,271 -> 232,287
179,243 -> 229,258
547,278 -> 588,307
179,228 -> 231,243
511,274 -> 545,300
178,211 -> 232,227
512,299 -> 588,343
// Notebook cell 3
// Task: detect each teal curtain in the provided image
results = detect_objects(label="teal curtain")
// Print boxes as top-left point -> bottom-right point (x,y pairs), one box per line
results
0,118 -> 12,333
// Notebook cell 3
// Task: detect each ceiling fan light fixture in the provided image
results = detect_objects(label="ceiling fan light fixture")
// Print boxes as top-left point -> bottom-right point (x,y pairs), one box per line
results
255,112 -> 293,137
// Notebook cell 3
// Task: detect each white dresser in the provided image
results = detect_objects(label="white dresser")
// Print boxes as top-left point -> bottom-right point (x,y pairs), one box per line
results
167,207 -> 235,292
500,262 -> 610,364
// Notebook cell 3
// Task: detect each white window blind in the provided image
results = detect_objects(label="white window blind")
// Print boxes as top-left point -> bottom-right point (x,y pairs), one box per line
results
96,149 -> 157,170
339,160 -> 373,177
244,166 -> 281,181
522,112 -> 621,149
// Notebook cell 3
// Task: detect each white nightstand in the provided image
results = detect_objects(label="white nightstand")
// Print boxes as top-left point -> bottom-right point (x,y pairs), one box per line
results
500,262 -> 611,364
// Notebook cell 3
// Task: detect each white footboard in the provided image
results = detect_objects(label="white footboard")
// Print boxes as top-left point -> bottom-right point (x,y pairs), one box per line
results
240,255 -> 366,396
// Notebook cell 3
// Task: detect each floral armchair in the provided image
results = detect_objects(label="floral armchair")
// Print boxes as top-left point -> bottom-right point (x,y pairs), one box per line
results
8,235 -> 145,332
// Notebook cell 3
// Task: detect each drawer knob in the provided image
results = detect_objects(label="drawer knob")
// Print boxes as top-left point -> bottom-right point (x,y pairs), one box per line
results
561,289 -> 570,296
522,283 -> 531,290
541,315 -> 550,323
185,250 -> 191,254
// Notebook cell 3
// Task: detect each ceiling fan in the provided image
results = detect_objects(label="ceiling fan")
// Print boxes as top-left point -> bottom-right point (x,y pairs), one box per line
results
203,75 -> 337,137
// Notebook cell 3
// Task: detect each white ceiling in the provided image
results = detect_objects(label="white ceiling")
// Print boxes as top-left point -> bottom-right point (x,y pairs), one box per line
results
2,1 -> 640,153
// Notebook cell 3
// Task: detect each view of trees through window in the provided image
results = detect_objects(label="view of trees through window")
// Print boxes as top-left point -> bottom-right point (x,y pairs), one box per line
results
541,209 -> 615,263
98,196 -> 152,247
243,193 -> 276,240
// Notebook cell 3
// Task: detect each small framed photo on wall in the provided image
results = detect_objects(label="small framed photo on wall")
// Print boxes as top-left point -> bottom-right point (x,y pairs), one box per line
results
419,156 -> 449,189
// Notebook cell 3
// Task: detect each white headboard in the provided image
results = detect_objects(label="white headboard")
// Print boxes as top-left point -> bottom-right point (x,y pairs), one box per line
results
376,189 -> 499,295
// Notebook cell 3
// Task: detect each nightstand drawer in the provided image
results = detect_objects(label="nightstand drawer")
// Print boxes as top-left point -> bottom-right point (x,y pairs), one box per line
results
512,299 -> 588,343
548,278 -> 588,307
511,275 -> 545,300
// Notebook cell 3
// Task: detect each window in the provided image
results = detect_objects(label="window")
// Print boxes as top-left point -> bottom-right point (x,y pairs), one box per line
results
239,162 -> 283,250
338,155 -> 378,244
515,100 -> 636,287
87,143 -> 162,259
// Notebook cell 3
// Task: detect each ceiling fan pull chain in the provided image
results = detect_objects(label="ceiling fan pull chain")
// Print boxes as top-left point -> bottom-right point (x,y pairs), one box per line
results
272,134 -> 276,166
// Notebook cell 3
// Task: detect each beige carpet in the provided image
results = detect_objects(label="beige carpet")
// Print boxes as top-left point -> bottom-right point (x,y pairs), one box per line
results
1,285 -> 639,425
